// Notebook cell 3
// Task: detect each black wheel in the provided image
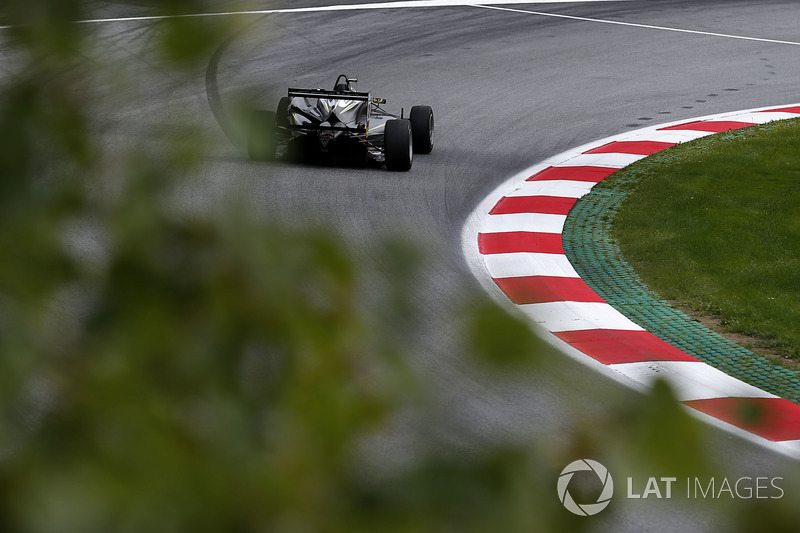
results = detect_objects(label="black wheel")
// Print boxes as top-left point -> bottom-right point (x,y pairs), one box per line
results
247,110 -> 276,162
384,119 -> 413,171
275,97 -> 289,128
409,105 -> 434,154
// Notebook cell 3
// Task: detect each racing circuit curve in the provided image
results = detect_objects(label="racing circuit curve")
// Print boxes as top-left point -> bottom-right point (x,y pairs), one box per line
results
201,0 -> 800,470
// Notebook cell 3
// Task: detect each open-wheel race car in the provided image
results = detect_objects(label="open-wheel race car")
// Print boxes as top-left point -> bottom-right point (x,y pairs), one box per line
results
247,75 -> 434,171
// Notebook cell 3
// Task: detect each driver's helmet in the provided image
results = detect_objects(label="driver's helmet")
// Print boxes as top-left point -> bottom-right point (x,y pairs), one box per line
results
334,83 -> 349,92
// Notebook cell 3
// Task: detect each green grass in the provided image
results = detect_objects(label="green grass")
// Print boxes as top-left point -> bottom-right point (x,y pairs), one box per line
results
608,118 -> 800,360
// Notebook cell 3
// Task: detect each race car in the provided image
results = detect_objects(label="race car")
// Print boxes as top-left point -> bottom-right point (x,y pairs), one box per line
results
247,75 -> 434,171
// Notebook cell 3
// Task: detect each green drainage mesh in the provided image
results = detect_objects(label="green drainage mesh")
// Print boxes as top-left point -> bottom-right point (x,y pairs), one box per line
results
562,173 -> 800,405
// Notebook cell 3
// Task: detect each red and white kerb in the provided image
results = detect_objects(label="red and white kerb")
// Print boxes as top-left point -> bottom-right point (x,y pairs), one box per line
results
466,105 -> 800,458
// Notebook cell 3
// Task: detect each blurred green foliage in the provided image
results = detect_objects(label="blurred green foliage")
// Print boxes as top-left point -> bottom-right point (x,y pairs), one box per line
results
0,1 -> 798,532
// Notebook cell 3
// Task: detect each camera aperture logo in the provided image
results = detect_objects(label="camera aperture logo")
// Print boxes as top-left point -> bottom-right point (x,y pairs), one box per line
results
557,459 -> 614,516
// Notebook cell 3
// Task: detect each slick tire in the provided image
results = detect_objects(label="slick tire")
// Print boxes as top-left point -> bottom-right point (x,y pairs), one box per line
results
247,110 -> 276,162
409,105 -> 434,154
384,119 -> 413,171
275,97 -> 289,128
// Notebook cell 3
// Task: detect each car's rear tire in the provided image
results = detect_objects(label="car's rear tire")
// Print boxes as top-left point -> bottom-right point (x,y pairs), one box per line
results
275,97 -> 289,128
384,119 -> 413,171
409,105 -> 434,154
247,110 -> 276,162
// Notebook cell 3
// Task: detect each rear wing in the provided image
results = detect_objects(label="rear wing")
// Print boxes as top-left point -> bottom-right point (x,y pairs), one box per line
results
285,88 -> 373,132
287,88 -> 371,101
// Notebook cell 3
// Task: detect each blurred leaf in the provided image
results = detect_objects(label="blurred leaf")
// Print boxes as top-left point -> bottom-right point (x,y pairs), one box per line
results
464,297 -> 546,368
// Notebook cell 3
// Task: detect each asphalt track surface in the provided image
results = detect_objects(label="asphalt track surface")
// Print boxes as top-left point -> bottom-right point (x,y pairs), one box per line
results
22,0 -> 800,530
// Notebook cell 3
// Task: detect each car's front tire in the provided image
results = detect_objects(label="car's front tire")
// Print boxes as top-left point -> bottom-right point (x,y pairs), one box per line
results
409,105 -> 434,154
247,110 -> 276,162
384,119 -> 413,171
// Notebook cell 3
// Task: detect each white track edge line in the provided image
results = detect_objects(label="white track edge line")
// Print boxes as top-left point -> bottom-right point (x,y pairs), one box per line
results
0,0 -> 633,29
